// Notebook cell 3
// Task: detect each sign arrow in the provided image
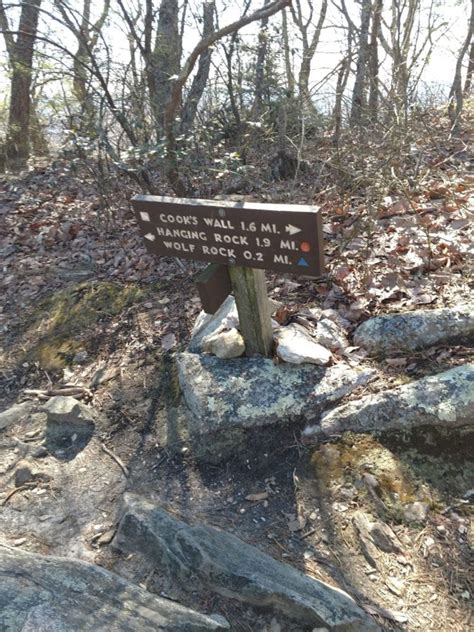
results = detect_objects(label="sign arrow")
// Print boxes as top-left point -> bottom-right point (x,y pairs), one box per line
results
144,232 -> 156,241
285,224 -> 302,235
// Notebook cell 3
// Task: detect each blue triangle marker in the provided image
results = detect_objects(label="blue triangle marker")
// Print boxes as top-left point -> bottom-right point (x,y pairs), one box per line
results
297,257 -> 309,267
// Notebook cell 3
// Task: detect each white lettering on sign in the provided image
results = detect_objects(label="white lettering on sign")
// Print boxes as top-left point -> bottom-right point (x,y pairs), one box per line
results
163,241 -> 196,253
214,233 -> 249,245
261,222 -> 278,234
202,245 -> 235,258
140,212 -> 151,222
280,239 -> 298,250
159,214 -> 198,225
274,254 -> 290,264
203,217 -> 235,229
157,227 -> 207,241
285,224 -> 301,235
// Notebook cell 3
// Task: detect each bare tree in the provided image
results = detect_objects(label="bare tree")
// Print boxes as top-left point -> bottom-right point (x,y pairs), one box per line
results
290,0 -> 328,114
163,0 -> 292,195
252,0 -> 271,117
181,2 -> 216,133
448,0 -> 474,133
0,0 -> 42,171
350,0 -> 371,124
368,0 -> 383,120
54,0 -> 110,134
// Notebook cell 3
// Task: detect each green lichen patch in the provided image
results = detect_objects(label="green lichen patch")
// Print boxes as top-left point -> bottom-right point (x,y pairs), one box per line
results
23,281 -> 145,369
311,432 -> 474,524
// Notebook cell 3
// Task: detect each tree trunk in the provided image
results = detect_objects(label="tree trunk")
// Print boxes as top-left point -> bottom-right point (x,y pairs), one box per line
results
368,0 -> 383,120
281,8 -> 295,97
0,0 -> 42,171
252,0 -> 270,117
350,0 -> 371,125
147,0 -> 181,134
180,2 -> 215,133
464,40 -> 474,96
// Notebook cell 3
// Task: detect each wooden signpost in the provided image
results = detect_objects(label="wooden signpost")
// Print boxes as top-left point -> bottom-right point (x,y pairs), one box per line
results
132,195 -> 324,357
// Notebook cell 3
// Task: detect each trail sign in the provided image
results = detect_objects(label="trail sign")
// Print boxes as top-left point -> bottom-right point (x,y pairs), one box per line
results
132,195 -> 324,276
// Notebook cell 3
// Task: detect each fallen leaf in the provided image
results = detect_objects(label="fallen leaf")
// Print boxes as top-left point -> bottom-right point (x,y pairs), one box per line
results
161,333 -> 177,351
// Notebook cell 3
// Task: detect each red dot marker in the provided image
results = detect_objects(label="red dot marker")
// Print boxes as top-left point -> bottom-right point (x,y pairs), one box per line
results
300,242 -> 311,252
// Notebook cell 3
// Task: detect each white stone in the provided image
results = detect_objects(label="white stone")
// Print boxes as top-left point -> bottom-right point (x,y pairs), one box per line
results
275,324 -> 332,366
403,502 -> 429,523
313,318 -> 348,352
202,328 -> 245,359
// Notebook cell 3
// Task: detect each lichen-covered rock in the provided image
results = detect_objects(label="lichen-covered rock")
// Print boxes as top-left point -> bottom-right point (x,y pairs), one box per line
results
303,364 -> 474,440
275,324 -> 332,365
177,352 -> 375,462
114,494 -> 380,631
353,304 -> 474,355
0,544 -> 229,631
202,328 -> 245,358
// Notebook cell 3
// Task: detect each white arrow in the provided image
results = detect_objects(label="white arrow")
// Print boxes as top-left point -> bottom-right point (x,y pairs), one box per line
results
144,232 -> 156,241
285,224 -> 302,235
140,211 -> 151,222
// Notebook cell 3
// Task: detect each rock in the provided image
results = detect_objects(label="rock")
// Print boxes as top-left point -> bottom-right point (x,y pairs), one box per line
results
304,364 -> 474,440
42,396 -> 95,459
0,401 -> 33,431
32,446 -> 48,458
114,494 -> 380,631
72,350 -> 88,365
353,511 -> 402,563
313,319 -> 349,352
202,328 -> 245,359
403,502 -> 429,523
14,461 -> 44,487
0,543 -> 228,631
190,296 -> 281,353
275,324 -> 332,365
177,352 -> 375,462
353,304 -> 474,355
189,296 -> 239,352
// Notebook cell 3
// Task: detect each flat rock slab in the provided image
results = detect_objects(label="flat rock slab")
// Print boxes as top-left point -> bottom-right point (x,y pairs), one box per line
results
0,544 -> 228,631
354,304 -> 474,355
114,494 -> 380,631
176,353 -> 374,461
304,364 -> 474,439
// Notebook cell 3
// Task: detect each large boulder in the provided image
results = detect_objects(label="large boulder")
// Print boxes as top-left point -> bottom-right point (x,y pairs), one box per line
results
0,544 -> 228,631
176,352 -> 375,462
114,494 -> 380,631
353,304 -> 474,355
303,363 -> 474,440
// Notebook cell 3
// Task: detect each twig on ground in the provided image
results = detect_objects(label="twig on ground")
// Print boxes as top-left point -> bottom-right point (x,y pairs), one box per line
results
100,442 -> 129,477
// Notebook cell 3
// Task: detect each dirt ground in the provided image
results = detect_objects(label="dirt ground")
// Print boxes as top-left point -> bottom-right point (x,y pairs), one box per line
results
0,165 -> 473,631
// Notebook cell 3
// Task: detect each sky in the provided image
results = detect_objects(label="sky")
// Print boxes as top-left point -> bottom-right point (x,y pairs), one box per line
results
0,0 -> 471,114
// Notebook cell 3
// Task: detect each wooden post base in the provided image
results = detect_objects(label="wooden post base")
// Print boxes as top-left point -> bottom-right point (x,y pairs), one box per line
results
228,266 -> 273,357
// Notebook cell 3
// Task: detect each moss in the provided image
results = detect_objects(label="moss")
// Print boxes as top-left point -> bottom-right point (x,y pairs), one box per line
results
24,281 -> 145,369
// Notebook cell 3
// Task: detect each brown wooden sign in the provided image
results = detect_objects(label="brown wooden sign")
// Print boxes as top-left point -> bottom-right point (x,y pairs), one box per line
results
132,195 -> 324,276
